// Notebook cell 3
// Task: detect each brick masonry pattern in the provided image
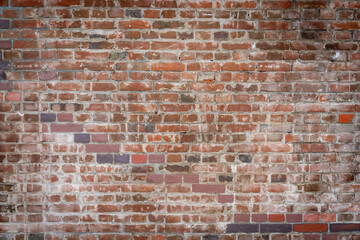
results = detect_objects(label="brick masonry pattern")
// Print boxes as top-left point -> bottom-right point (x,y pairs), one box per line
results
0,0 -> 360,239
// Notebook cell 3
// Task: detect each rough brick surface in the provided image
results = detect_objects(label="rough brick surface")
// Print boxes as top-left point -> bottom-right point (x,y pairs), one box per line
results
0,0 -> 360,239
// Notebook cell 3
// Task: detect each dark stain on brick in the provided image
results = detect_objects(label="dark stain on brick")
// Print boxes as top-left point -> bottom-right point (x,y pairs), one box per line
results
110,51 -> 127,60
0,72 -> 6,81
145,124 -> 155,132
271,174 -> 286,183
89,42 -> 102,49
301,31 -> 316,39
165,165 -> 190,172
350,84 -> 360,92
203,235 -> 219,240
90,34 -> 106,39
219,175 -> 233,182
304,183 -> 322,192
239,154 -> 252,163
126,10 -> 142,18
153,21 -> 184,29
185,155 -> 200,163
73,103 -> 82,111
214,31 -> 229,40
203,156 -> 217,162
6,205 -> 15,213
181,94 -> 196,103
29,234 -> 44,240
132,194 -> 148,202
132,166 -> 154,173
128,123 -> 137,132
179,32 -> 193,40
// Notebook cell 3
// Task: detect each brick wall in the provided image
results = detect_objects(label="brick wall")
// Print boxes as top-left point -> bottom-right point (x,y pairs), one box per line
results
0,0 -> 360,239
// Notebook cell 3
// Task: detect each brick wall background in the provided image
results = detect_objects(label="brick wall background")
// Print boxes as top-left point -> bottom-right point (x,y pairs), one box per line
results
0,0 -> 360,239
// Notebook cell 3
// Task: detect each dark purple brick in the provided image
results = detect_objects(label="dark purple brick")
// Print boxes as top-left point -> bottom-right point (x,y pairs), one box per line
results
114,154 -> 130,164
0,41 -> 11,49
0,20 -> 10,29
226,224 -> 259,233
0,72 -> 6,80
148,154 -> 165,163
74,134 -> 90,143
0,82 -> 10,90
203,235 -> 219,240
40,113 -> 56,122
330,223 -> 360,232
97,154 -> 113,164
0,61 -> 9,70
260,224 -> 292,233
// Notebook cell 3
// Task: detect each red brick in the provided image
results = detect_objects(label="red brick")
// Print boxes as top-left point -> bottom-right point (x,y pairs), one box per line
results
269,214 -> 285,222
339,114 -> 354,123
11,0 -> 44,6
46,0 -> 81,6
132,155 -> 147,164
152,63 -> 185,72
293,224 -> 328,232
5,92 -> 21,101
321,213 -> 336,222
119,20 -> 151,29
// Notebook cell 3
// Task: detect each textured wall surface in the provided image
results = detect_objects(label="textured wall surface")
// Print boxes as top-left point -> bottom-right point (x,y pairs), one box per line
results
0,0 -> 360,239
